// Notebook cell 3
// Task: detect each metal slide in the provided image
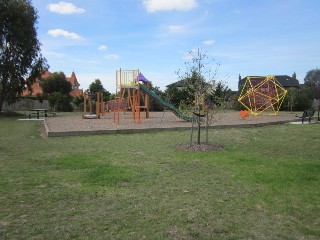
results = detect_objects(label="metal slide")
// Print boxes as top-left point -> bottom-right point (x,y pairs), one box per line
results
140,84 -> 193,121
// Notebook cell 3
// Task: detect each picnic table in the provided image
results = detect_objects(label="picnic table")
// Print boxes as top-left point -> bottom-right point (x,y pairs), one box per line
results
28,108 -> 48,119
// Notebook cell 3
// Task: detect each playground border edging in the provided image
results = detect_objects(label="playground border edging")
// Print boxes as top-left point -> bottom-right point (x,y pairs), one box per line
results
44,120 -> 297,137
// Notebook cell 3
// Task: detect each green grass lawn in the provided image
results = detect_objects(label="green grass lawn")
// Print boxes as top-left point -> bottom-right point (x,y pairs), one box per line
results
0,114 -> 319,239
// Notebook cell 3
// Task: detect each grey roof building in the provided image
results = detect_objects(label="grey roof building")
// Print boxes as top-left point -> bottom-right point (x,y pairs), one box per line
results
238,73 -> 300,90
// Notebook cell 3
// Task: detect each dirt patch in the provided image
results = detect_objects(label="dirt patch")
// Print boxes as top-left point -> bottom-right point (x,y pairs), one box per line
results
0,221 -> 10,227
39,121 -> 47,138
175,142 -> 225,152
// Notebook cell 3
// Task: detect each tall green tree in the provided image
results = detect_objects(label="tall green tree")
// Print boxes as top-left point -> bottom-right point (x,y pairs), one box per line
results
148,83 -> 165,111
165,70 -> 203,109
40,72 -> 72,95
295,87 -> 312,111
209,81 -> 232,107
304,68 -> 320,99
89,79 -> 111,101
0,0 -> 48,112
40,72 -> 72,111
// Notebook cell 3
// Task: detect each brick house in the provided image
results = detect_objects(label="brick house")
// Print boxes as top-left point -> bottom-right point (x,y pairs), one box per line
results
22,70 -> 83,97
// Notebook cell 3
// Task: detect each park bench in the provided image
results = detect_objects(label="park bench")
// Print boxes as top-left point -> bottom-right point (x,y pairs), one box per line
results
296,109 -> 315,123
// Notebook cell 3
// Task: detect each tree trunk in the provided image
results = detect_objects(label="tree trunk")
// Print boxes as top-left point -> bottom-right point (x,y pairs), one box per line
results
197,107 -> 201,144
0,94 -> 4,112
205,112 -> 209,143
190,116 -> 194,146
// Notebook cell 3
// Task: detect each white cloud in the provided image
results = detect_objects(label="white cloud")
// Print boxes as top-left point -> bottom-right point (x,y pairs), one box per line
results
143,0 -> 198,13
47,1 -> 85,14
168,25 -> 185,33
44,51 -> 66,58
203,40 -> 216,45
104,54 -> 119,60
47,29 -> 83,40
98,45 -> 108,51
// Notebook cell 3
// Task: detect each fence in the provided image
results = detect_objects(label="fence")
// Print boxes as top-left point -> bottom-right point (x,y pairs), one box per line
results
2,98 -> 49,111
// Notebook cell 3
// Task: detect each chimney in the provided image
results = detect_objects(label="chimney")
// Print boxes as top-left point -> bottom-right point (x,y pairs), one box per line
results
292,72 -> 296,80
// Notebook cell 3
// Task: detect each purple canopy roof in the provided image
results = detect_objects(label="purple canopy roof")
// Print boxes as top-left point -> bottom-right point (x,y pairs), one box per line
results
136,72 -> 150,84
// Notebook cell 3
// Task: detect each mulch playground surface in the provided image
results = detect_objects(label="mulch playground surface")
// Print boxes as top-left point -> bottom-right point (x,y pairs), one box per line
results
43,111 -> 300,137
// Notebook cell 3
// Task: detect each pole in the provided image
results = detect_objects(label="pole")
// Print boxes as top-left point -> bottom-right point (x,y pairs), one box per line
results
96,92 -> 100,119
83,92 -> 87,115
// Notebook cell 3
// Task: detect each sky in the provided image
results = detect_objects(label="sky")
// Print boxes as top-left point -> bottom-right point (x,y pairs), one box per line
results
32,0 -> 320,93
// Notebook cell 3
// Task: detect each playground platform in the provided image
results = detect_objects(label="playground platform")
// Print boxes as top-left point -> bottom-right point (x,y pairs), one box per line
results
43,111 -> 300,137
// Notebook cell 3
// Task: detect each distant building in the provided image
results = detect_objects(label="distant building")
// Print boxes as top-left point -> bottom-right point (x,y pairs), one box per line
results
22,70 -> 83,97
166,79 -> 188,89
238,73 -> 300,91
66,71 -> 83,96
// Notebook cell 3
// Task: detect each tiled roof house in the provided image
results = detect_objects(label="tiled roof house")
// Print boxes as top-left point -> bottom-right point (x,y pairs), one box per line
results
238,73 -> 300,91
66,71 -> 84,96
23,70 -> 83,97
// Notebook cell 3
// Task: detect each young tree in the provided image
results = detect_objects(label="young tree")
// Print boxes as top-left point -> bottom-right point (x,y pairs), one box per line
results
285,88 -> 298,112
0,0 -> 48,112
178,49 -> 227,145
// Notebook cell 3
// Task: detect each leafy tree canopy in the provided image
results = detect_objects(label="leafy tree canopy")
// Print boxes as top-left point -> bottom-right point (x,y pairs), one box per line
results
40,72 -> 72,95
284,88 -> 299,112
0,0 -> 48,111
165,70 -> 206,108
304,68 -> 320,99
149,84 -> 165,111
89,79 -> 111,101
48,92 -> 73,112
209,81 -> 232,107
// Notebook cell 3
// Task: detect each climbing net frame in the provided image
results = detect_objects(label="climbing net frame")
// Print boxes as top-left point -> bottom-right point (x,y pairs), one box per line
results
238,76 -> 287,115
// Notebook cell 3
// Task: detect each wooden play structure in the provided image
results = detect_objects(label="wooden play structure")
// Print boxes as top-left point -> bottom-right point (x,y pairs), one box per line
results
112,69 -> 150,123
82,91 -> 103,119
83,69 -> 151,123
82,68 -> 194,123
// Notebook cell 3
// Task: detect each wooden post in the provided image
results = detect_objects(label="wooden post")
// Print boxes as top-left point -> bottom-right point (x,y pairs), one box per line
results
132,89 -> 136,121
83,92 -> 87,115
96,92 -> 100,119
100,92 -> 104,115
137,70 -> 141,123
89,95 -> 92,114
145,83 -> 150,118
